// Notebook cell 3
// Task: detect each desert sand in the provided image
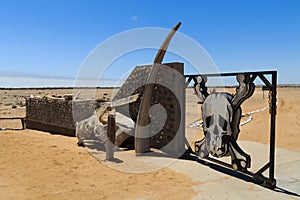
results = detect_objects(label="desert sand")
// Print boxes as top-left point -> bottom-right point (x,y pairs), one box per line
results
0,87 -> 299,199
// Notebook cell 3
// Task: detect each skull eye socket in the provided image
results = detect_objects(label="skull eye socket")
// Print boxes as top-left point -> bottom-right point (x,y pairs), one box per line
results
205,116 -> 213,128
219,116 -> 228,132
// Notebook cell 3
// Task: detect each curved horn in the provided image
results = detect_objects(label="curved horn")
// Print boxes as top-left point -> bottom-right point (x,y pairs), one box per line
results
153,22 -> 181,64
135,22 -> 182,154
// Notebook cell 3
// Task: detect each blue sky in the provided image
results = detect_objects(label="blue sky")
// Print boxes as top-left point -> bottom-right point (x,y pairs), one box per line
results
0,0 -> 299,87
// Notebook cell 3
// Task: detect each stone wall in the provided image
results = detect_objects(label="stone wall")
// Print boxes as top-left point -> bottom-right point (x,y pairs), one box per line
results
25,97 -> 98,136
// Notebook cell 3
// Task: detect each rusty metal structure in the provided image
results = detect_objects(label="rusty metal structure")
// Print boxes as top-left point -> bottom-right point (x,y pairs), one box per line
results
185,71 -> 277,188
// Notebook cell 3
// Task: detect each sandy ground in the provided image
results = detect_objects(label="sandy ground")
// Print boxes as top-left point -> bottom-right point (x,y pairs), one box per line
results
0,87 -> 299,199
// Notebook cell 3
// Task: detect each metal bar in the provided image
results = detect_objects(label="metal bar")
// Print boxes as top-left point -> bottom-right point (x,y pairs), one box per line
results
185,77 -> 193,87
255,162 -> 271,176
250,75 -> 257,83
258,75 -> 272,88
184,70 -> 278,188
192,77 -> 198,84
184,70 -> 276,78
206,156 -> 252,175
269,71 -> 277,184
21,118 -> 25,129
206,157 -> 233,169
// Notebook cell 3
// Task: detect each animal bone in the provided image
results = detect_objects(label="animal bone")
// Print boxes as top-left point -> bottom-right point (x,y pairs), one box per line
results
231,74 -> 255,140
227,135 -> 251,170
76,115 -> 113,160
76,109 -> 135,160
232,74 -> 255,110
194,75 -> 208,103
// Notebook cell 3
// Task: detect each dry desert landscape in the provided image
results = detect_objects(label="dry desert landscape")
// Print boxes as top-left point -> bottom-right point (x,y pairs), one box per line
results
0,87 -> 299,199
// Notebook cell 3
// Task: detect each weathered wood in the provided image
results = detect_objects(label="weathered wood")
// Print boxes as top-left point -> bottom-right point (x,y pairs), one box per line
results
106,114 -> 116,159
111,94 -> 139,107
107,114 -> 116,144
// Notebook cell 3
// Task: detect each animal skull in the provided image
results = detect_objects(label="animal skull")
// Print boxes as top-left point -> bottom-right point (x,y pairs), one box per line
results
202,93 -> 233,158
194,74 -> 255,170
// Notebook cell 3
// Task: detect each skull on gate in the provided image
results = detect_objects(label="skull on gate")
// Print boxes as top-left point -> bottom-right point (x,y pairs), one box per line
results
202,93 -> 233,158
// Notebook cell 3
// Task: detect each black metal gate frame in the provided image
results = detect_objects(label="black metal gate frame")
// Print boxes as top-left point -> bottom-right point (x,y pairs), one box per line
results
184,70 -> 277,188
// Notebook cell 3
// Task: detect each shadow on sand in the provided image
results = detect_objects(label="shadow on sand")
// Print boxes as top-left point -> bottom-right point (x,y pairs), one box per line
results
82,140 -> 123,163
187,154 -> 300,198
79,140 -> 300,198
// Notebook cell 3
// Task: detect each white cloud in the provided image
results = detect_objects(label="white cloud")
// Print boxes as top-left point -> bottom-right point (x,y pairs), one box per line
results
131,16 -> 138,22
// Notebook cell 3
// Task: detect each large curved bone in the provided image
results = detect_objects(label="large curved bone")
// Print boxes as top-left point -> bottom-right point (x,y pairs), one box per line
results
232,74 -> 255,110
231,74 -> 255,140
135,22 -> 182,154
194,75 -> 208,103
